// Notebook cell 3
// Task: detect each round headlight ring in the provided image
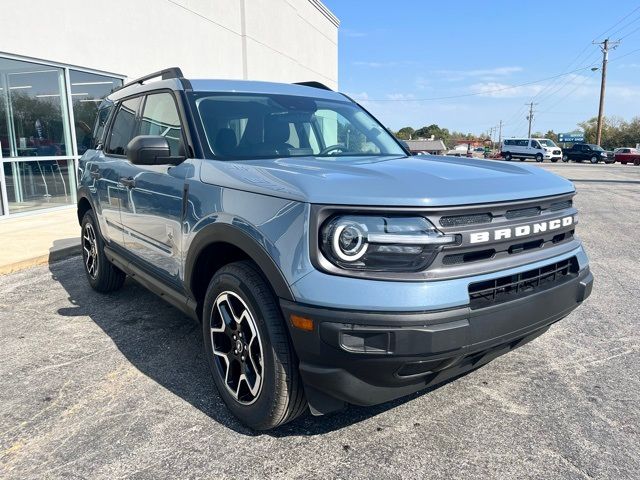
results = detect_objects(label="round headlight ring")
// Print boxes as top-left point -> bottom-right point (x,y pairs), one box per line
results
332,222 -> 368,262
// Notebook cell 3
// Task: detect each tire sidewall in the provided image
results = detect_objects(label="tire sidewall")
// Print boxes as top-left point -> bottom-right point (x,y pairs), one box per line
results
81,210 -> 104,289
202,266 -> 282,428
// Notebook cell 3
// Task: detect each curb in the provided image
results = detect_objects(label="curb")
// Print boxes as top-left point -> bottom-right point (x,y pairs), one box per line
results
0,244 -> 81,275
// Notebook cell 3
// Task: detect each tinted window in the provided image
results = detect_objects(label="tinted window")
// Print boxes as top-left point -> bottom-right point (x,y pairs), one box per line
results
191,92 -> 404,160
518,140 -> 528,147
504,140 -> 513,146
106,96 -> 142,155
140,92 -> 184,156
91,103 -> 113,149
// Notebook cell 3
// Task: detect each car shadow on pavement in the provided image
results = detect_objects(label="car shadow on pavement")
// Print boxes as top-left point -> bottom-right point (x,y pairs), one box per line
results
49,257 -> 462,437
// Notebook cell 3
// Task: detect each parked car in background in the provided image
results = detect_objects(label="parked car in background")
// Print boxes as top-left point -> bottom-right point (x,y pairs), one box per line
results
562,143 -> 614,164
501,138 -> 562,162
614,147 -> 640,165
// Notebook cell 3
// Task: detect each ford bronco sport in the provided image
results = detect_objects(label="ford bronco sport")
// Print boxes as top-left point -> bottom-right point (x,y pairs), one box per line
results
77,68 -> 593,430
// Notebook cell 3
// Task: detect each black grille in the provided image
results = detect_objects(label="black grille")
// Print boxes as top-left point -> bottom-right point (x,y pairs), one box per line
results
553,149 -> 561,155
505,206 -> 541,219
443,249 -> 495,265
468,257 -> 578,309
549,199 -> 572,211
440,213 -> 492,227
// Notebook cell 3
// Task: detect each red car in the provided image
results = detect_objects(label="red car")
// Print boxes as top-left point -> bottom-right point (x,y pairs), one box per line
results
614,148 -> 640,165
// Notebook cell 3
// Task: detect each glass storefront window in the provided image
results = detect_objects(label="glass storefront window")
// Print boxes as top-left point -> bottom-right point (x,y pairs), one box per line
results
3,159 -> 75,214
0,55 -> 123,216
0,57 -> 71,158
69,70 -> 122,155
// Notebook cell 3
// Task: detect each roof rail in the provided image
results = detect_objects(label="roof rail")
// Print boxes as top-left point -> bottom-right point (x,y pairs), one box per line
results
113,67 -> 185,92
294,81 -> 333,91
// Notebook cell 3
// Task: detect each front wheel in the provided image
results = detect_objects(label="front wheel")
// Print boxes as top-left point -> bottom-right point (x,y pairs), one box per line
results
202,261 -> 307,430
590,155 -> 599,164
551,158 -> 559,163
519,158 -> 525,161
81,210 -> 125,292
535,154 -> 543,162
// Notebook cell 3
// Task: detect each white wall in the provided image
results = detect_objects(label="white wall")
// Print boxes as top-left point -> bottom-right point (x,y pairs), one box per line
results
0,0 -> 339,87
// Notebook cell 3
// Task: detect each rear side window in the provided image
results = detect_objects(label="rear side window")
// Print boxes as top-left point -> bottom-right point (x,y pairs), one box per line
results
106,96 -> 142,155
91,104 -> 113,149
139,92 -> 184,156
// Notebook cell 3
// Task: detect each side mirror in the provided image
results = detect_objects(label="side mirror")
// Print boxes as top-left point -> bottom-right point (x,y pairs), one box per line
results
126,135 -> 184,165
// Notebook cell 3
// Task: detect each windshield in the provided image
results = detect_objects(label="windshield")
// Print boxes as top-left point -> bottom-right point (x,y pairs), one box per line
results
588,144 -> 604,151
537,139 -> 557,147
190,92 -> 405,160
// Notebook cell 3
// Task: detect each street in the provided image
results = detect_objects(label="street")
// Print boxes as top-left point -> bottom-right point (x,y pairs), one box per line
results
1,162 -> 639,479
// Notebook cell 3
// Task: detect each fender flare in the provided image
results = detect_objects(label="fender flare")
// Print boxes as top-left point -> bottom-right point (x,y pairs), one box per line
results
184,223 -> 295,302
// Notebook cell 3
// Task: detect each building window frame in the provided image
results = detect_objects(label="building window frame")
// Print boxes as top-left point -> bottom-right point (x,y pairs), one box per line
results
0,52 -> 125,217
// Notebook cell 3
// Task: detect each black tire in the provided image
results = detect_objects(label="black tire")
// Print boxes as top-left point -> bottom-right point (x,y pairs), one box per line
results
590,155 -> 599,164
562,155 -> 569,162
504,152 -> 512,161
519,158 -> 525,162
81,210 -> 126,293
535,154 -> 543,162
202,261 -> 307,430
551,158 -> 559,163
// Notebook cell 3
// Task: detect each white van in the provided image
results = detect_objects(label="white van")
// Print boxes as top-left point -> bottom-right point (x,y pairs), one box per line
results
501,138 -> 562,162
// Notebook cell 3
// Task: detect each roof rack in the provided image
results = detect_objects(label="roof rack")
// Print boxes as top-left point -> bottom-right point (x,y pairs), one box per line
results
294,81 -> 333,91
113,67 -> 185,92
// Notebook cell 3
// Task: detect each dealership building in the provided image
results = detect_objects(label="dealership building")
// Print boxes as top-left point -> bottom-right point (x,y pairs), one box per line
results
0,0 -> 338,217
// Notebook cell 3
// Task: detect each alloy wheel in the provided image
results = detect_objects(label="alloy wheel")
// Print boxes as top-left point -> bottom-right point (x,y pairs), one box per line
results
82,223 -> 99,279
210,291 -> 264,405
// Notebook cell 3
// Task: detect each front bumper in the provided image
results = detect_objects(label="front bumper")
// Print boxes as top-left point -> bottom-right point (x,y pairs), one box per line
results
281,266 -> 593,415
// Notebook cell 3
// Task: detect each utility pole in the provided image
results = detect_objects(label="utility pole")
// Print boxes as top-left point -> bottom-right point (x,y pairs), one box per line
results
526,102 -> 537,138
498,120 -> 503,146
594,38 -> 620,146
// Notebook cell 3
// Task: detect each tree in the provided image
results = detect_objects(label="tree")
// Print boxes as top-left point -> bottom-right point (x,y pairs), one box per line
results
395,126 -> 415,140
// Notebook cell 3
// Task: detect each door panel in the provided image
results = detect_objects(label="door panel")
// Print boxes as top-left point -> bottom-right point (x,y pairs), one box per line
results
119,92 -> 187,286
99,96 -> 143,246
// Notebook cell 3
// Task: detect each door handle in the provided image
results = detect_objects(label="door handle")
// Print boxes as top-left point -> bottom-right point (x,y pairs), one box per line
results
119,177 -> 136,188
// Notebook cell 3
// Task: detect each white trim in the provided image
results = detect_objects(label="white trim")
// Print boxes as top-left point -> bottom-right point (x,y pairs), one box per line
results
308,0 -> 340,27
0,203 -> 75,220
0,51 -> 127,79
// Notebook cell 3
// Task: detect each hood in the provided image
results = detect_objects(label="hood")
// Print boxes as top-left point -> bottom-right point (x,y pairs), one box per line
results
199,155 -> 575,207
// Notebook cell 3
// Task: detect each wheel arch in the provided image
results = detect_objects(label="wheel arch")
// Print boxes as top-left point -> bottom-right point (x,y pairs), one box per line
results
184,223 -> 295,319
77,188 -> 95,226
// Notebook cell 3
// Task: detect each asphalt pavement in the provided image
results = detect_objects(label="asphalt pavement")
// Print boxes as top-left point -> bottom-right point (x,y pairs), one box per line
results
0,162 -> 638,479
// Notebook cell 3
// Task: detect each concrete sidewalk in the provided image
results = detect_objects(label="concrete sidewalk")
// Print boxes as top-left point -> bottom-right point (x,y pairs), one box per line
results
0,208 -> 80,275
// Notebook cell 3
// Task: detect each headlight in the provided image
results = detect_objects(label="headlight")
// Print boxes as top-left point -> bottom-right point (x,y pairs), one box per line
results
320,215 -> 457,272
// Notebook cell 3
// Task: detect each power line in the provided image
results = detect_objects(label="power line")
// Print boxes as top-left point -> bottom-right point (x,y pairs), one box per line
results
619,23 -> 640,40
593,4 -> 640,40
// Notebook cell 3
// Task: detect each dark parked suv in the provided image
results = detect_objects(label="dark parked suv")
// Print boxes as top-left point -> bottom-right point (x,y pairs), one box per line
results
562,143 -> 614,163
77,68 -> 593,430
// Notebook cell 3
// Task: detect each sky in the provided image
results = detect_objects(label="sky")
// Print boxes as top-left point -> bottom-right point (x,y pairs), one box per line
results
322,0 -> 640,138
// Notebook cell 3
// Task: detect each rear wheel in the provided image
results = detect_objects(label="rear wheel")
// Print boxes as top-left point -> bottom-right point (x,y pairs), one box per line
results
634,159 -> 640,166
590,155 -> 599,164
81,210 -> 126,293
202,261 -> 307,430
504,152 -> 512,161
519,158 -> 525,161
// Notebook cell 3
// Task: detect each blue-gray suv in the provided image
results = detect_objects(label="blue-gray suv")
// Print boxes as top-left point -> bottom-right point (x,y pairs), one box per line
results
77,68 -> 593,430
